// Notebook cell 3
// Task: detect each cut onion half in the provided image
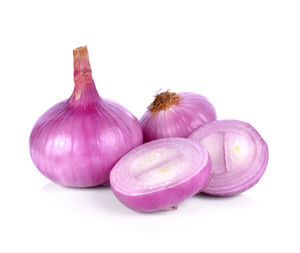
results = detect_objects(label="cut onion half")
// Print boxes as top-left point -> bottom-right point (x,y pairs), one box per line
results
110,138 -> 211,212
189,120 -> 268,196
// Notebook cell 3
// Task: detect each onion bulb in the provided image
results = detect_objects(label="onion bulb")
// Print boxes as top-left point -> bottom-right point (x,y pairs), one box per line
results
140,91 -> 217,142
110,138 -> 211,212
189,120 -> 268,196
29,46 -> 143,187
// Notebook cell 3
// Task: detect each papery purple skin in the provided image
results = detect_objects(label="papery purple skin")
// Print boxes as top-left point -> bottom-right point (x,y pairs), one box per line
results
189,120 -> 268,196
110,138 -> 212,212
140,92 -> 217,142
29,46 -> 143,187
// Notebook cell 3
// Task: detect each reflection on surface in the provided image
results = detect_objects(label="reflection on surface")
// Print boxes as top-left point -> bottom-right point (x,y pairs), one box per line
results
192,193 -> 255,210
41,182 -> 255,215
42,181 -> 110,192
41,181 -> 131,215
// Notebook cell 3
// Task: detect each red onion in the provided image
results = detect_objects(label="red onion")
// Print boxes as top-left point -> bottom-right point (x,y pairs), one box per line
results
189,120 -> 268,196
140,91 -> 217,142
29,46 -> 143,187
110,138 -> 211,212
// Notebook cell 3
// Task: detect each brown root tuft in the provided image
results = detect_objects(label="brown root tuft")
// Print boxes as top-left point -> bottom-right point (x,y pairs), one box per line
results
162,205 -> 178,212
73,46 -> 89,59
148,90 -> 181,113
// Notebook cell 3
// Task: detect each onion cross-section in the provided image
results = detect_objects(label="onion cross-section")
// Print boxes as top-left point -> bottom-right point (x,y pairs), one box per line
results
110,138 -> 212,212
189,120 -> 268,196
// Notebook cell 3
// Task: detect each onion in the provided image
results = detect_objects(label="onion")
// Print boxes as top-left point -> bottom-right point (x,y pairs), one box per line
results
110,138 -> 211,212
29,46 -> 143,187
140,91 -> 217,142
189,120 -> 268,196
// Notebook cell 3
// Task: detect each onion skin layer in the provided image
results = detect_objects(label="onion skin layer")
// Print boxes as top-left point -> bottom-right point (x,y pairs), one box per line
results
29,46 -> 143,187
140,92 -> 217,142
189,120 -> 268,196
110,138 -> 211,212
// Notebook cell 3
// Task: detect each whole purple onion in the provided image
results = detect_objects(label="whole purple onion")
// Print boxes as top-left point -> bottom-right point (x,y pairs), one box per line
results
29,46 -> 143,187
189,120 -> 268,196
110,138 -> 211,212
140,91 -> 217,142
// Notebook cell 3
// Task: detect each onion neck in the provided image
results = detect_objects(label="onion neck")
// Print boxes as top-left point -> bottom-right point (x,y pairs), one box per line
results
69,46 -> 101,106
148,91 -> 181,113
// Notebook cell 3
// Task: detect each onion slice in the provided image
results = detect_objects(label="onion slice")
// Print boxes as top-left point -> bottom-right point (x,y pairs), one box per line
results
110,138 -> 212,212
189,120 -> 268,196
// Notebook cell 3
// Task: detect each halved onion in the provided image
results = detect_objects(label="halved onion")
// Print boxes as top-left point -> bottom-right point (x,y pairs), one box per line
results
189,120 -> 268,196
110,138 -> 211,212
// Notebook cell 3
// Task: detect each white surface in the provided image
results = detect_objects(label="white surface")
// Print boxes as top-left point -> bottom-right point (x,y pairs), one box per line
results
0,0 -> 299,252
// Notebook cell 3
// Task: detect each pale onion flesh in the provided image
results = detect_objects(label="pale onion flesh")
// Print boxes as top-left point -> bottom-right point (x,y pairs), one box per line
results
189,120 -> 268,196
110,138 -> 212,212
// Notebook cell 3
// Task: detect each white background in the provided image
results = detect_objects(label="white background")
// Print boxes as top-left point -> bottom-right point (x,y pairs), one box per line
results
0,0 -> 299,252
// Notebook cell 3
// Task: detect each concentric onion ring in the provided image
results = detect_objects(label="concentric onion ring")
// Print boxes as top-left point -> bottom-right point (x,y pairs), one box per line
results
110,138 -> 212,212
189,120 -> 268,196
